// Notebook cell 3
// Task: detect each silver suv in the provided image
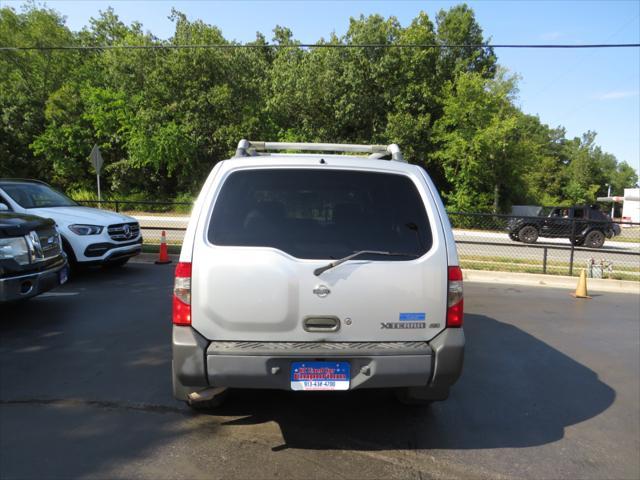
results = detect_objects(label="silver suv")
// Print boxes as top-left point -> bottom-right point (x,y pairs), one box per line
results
172,141 -> 464,408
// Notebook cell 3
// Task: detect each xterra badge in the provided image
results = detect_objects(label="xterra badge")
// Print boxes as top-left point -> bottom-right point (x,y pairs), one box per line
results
381,322 -> 426,329
381,312 -> 427,329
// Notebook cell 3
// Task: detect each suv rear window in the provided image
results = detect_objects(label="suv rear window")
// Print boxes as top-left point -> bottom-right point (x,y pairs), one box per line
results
208,169 -> 432,260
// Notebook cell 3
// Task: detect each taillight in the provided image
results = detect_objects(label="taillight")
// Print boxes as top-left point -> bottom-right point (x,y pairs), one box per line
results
447,266 -> 464,327
173,262 -> 192,326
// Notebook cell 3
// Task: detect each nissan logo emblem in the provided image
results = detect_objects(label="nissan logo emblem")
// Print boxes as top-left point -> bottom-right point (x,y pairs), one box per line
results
313,285 -> 331,298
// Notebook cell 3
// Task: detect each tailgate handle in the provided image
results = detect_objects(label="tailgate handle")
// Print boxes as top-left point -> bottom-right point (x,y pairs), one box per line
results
303,316 -> 340,332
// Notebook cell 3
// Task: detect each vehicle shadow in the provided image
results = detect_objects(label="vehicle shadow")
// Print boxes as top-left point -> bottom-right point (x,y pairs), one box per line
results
0,267 -> 619,477
211,313 -> 616,451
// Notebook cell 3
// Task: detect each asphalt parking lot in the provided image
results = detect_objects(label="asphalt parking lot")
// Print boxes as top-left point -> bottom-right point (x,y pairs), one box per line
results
0,263 -> 638,479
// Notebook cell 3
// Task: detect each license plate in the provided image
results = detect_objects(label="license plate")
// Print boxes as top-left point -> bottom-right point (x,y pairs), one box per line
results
59,267 -> 68,285
290,361 -> 350,391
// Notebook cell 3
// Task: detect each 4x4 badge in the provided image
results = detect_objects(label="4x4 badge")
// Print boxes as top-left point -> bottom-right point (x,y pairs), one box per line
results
313,285 -> 331,298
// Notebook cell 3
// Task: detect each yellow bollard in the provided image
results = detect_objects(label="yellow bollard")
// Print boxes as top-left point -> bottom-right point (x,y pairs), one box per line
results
572,268 -> 591,299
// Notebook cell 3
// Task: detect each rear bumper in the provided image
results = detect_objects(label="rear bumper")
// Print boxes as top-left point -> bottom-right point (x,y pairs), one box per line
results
0,258 -> 67,302
172,326 -> 464,400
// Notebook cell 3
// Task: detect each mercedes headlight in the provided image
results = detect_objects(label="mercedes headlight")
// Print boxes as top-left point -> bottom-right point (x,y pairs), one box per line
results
0,237 -> 30,265
68,224 -> 103,235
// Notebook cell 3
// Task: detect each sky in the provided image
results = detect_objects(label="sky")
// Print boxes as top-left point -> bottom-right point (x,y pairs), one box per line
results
3,0 -> 640,178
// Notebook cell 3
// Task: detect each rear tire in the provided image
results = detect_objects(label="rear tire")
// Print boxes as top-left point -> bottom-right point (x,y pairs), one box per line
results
584,230 -> 605,248
518,225 -> 539,244
395,386 -> 448,406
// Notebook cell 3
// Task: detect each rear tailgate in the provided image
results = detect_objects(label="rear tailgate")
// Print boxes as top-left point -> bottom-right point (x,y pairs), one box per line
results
191,164 -> 448,343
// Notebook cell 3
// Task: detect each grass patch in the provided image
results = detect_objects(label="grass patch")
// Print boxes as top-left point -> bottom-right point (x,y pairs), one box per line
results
460,258 -> 639,281
614,227 -> 640,244
460,254 -> 640,272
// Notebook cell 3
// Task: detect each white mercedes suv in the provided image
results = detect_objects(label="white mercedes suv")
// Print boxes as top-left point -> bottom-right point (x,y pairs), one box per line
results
172,140 -> 464,409
0,179 -> 142,268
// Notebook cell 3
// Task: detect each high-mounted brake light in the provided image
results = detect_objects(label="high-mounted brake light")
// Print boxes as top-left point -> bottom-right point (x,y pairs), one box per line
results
447,266 -> 464,327
173,262 -> 192,326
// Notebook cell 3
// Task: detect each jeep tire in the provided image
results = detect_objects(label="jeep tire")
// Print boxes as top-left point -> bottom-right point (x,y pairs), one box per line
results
518,225 -> 539,244
584,230 -> 605,248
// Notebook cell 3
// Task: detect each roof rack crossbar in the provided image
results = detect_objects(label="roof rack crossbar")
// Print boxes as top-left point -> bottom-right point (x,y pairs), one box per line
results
234,140 -> 405,162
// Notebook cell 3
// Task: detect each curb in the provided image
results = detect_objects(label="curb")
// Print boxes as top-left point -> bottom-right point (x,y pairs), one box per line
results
131,252 -> 179,264
463,269 -> 640,294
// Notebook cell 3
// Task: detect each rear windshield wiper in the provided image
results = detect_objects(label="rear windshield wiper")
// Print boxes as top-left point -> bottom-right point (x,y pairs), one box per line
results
314,250 -> 418,276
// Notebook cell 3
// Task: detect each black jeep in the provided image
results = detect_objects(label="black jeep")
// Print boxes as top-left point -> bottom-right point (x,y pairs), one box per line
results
507,205 -> 621,248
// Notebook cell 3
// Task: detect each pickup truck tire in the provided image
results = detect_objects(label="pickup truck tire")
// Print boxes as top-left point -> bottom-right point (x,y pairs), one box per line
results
61,237 -> 81,277
518,225 -> 539,244
584,230 -> 605,248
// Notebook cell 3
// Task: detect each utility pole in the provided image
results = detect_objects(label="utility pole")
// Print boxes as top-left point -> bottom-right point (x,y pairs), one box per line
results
607,184 -> 614,218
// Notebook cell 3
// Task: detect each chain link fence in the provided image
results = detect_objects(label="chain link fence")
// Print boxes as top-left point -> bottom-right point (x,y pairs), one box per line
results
76,200 -> 640,281
76,200 -> 190,248
449,212 -> 640,281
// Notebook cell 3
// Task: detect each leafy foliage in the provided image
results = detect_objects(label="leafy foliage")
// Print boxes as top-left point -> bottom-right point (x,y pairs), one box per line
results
1,4 -> 636,210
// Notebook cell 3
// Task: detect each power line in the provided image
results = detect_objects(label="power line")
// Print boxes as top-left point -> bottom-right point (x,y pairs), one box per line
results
0,43 -> 639,52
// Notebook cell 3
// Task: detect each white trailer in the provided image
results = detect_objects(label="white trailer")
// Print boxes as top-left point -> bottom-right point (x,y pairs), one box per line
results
621,188 -> 640,223
598,187 -> 640,224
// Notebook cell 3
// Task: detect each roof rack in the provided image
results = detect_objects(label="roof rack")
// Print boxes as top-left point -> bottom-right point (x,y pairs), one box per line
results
234,140 -> 405,162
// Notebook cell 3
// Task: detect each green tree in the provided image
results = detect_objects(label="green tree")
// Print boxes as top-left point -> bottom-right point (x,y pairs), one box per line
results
433,70 -> 533,212
435,3 -> 497,81
520,118 -> 570,205
1,4 -> 633,209
0,5 -> 79,178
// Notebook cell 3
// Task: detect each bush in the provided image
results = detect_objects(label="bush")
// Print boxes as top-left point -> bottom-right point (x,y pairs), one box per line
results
67,188 -> 105,202
68,189 -> 193,214
172,192 -> 195,214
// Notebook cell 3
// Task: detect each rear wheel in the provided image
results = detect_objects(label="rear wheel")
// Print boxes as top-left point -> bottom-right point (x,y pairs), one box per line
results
518,225 -> 539,244
395,386 -> 448,406
584,230 -> 605,248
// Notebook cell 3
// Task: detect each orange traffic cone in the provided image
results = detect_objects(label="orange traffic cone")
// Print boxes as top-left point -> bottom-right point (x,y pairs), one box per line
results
572,268 -> 591,299
155,230 -> 172,264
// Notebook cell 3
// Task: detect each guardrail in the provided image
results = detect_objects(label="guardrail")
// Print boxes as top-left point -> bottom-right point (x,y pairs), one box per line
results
75,200 -> 640,281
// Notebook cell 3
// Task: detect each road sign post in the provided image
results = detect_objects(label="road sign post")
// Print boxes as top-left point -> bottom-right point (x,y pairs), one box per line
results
89,144 -> 104,203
